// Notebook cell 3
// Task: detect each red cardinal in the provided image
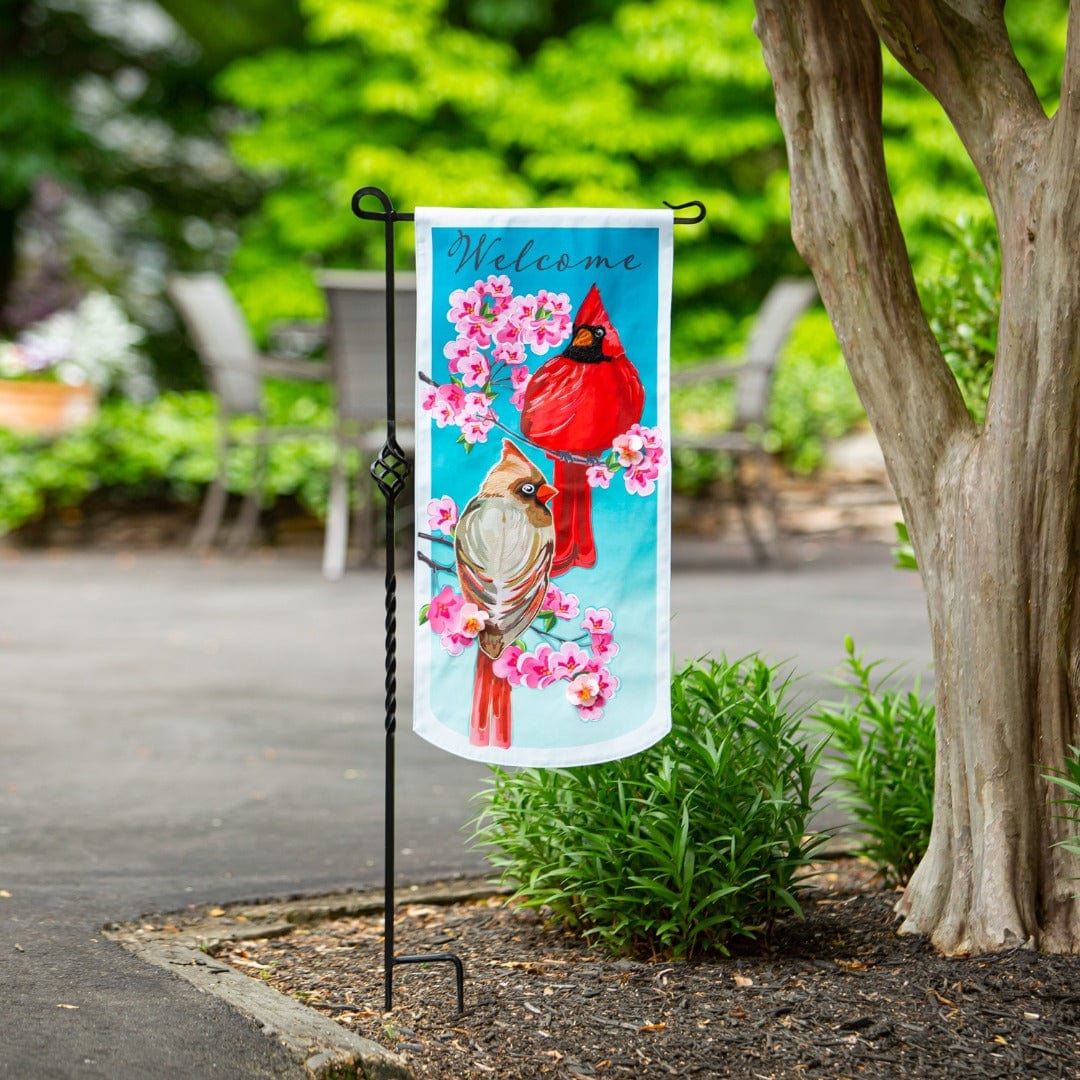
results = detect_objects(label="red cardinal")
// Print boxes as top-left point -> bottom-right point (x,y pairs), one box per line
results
455,440 -> 557,748
519,283 -> 644,576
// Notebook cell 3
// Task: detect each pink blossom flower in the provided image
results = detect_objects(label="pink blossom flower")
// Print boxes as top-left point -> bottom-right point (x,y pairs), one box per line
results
460,318 -> 494,349
460,392 -> 495,442
566,672 -> 602,708
574,663 -> 618,719
492,341 -> 526,366
517,290 -> 572,355
508,365 -> 532,409
440,631 -> 472,656
428,585 -> 466,635
589,632 -> 620,664
582,607 -> 614,634
453,602 -> 489,638
443,336 -> 478,370
624,461 -> 658,496
425,383 -> 467,428
494,304 -> 526,346
421,386 -> 437,412
612,432 -> 645,468
628,422 -> 661,445
459,351 -> 491,388
586,465 -> 615,489
592,665 -> 620,699
518,644 -> 557,689
576,702 -> 605,721
542,584 -> 580,620
492,645 -> 524,686
629,424 -> 666,465
480,274 -> 513,305
426,495 -> 458,534
462,390 -> 493,420
550,641 -> 590,681
448,276 -> 514,348
461,418 -> 493,444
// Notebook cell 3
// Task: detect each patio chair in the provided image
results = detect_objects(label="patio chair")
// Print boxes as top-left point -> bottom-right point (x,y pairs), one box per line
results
167,273 -> 330,552
317,270 -> 417,579
672,278 -> 818,563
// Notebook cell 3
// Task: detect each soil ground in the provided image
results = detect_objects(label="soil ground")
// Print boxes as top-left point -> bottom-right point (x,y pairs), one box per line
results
219,861 -> 1080,1079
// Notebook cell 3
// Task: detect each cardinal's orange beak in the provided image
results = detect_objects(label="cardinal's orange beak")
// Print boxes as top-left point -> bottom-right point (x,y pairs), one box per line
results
536,484 -> 558,505
572,326 -> 593,347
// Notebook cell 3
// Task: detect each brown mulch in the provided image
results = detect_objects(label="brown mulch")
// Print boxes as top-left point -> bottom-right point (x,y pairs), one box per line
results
217,861 -> 1080,1079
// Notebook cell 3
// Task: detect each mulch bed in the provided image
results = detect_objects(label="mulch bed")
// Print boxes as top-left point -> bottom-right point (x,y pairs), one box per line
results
219,861 -> 1080,1079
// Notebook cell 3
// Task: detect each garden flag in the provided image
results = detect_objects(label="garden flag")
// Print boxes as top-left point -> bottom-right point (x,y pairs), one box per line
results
413,208 -> 673,766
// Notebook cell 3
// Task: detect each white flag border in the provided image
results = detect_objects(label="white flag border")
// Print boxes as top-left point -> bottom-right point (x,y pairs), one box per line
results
413,207 -> 673,767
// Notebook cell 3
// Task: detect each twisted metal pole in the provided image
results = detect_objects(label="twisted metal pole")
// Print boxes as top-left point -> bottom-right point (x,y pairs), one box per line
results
352,186 -> 465,1015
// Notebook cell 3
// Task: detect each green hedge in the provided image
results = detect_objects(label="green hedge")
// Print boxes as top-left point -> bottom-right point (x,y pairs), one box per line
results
0,386 -> 337,536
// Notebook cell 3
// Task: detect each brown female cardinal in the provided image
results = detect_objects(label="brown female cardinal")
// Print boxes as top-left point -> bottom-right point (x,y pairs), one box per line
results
455,440 -> 557,748
519,283 -> 645,576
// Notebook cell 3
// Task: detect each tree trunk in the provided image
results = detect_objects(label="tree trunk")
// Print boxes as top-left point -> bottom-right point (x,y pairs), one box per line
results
753,0 -> 1080,953
907,434 -> 1080,953
0,202 -> 20,334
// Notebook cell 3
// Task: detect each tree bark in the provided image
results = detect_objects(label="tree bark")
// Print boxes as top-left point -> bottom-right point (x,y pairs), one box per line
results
753,0 -> 1080,953
0,203 -> 21,334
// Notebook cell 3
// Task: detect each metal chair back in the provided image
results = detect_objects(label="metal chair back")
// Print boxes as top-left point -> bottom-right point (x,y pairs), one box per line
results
166,274 -> 263,416
318,270 -> 417,431
732,278 -> 819,429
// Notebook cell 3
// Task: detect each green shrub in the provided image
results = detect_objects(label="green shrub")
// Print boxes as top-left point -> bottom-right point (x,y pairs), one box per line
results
1045,745 -> 1080,868
766,308 -> 865,474
891,520 -> 918,572
814,638 -> 935,887
922,214 -> 999,425
669,307 -> 866,493
470,655 -> 827,960
0,385 -> 338,536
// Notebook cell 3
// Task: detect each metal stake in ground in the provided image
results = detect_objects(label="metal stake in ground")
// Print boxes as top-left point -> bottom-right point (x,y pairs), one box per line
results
353,185 -> 466,1015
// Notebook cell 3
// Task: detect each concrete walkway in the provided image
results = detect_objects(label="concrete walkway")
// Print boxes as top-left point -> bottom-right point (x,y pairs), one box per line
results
0,539 -> 931,1078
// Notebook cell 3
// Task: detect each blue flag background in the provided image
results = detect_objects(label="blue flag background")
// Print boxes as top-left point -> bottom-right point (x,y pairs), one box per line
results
414,208 -> 673,766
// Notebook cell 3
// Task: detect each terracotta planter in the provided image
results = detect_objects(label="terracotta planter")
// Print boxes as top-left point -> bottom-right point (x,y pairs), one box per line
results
0,379 -> 98,436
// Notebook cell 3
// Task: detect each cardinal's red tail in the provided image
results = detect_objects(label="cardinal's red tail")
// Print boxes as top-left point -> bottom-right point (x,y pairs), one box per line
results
471,649 -> 513,749
550,458 -> 596,577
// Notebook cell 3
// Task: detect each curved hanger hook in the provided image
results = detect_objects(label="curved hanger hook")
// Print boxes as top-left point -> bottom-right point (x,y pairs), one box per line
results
352,186 -> 397,221
664,200 -> 707,225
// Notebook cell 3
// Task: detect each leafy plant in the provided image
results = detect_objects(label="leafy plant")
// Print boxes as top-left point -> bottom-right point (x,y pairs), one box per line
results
814,638 -> 935,887
670,307 -> 866,492
470,655 -> 827,960
0,385 -> 337,536
891,520 -> 918,571
922,214 -> 1000,424
1044,745 -> 1080,866
766,308 -> 865,474
892,214 -> 1001,569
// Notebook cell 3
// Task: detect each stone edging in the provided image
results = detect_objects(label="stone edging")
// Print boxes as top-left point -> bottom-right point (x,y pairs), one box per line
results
103,878 -> 503,1080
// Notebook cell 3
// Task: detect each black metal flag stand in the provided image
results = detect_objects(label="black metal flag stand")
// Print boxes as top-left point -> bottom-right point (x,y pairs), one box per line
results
351,186 -> 705,1015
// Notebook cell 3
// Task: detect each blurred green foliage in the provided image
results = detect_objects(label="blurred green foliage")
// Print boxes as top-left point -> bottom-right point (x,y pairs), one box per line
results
211,0 -> 1062,496
921,215 -> 999,425
669,306 -> 864,488
4,0 -> 1067,526
0,0 -> 278,400
217,0 -> 1065,358
218,0 -> 796,346
0,384 -> 336,535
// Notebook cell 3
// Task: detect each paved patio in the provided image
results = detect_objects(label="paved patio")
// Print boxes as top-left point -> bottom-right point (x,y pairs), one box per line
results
0,538 -> 931,1077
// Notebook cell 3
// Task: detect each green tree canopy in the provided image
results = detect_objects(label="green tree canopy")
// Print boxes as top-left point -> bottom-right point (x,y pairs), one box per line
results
0,0 -> 305,353
219,0 -> 1065,362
